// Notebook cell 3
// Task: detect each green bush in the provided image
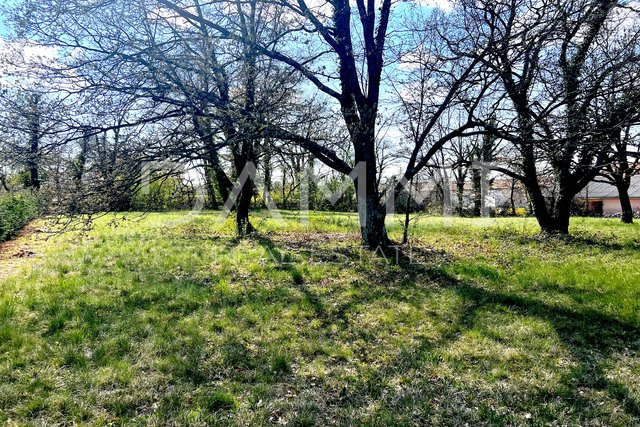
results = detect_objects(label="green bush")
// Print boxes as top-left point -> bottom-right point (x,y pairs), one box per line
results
131,177 -> 197,212
0,194 -> 38,242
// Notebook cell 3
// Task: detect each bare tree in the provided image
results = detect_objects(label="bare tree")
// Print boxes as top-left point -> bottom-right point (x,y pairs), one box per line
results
598,126 -> 640,223
155,0 -> 489,248
9,0 -> 306,235
460,0 -> 640,234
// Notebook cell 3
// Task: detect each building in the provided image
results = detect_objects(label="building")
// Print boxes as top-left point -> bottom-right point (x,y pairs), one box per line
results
577,175 -> 640,216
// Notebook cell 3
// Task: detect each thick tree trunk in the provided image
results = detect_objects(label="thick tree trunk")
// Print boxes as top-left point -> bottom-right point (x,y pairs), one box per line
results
616,178 -> 633,224
519,140 -> 573,235
353,133 -> 390,250
538,193 -> 572,235
358,195 -> 389,250
524,179 -> 573,235
231,136 -> 256,236
528,176 -> 572,235
521,159 -> 555,233
235,181 -> 255,236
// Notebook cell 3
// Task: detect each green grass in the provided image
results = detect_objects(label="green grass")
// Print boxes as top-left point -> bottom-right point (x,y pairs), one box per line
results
1,211 -> 639,425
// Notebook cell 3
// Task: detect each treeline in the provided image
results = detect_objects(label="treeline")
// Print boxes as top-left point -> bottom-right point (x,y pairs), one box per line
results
1,0 -> 639,248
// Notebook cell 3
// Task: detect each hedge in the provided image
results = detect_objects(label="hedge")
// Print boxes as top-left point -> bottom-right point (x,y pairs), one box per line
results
0,194 -> 38,243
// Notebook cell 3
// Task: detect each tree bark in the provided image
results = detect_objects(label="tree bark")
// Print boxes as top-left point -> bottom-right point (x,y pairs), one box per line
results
616,178 -> 633,224
28,95 -> 41,190
235,177 -> 255,236
262,148 -> 272,209
545,193 -> 572,234
510,178 -> 516,215
456,175 -> 465,216
358,193 -> 389,250
346,111 -> 391,249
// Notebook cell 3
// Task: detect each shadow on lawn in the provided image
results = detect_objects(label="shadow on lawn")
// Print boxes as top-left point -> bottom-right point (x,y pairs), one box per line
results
514,232 -> 640,251
22,232 -> 639,424
256,234 -> 640,423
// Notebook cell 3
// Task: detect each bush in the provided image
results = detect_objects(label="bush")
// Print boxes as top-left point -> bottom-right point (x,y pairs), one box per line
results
130,177 -> 198,211
0,193 -> 38,242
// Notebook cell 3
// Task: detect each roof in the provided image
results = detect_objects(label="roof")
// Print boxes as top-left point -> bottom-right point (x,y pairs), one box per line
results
577,175 -> 640,199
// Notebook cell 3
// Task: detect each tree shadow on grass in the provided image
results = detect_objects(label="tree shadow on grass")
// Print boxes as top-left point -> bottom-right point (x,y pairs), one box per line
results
345,247 -> 640,423
513,232 -> 639,251
254,235 -> 640,423
16,232 -> 640,425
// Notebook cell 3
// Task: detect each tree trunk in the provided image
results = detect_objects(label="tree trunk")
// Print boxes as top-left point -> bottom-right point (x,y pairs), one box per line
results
235,180 -> 255,236
472,168 -> 481,216
353,133 -> 390,250
540,193 -> 572,235
358,194 -> 389,250
231,135 -> 256,236
262,149 -> 272,208
616,178 -> 633,224
510,179 -> 516,215
402,177 -> 413,245
456,177 -> 465,216
28,100 -> 41,190
203,166 -> 219,210
519,141 -> 573,235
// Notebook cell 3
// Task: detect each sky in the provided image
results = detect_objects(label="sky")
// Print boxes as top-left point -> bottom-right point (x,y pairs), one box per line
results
0,17 -> 9,38
0,0 -> 15,38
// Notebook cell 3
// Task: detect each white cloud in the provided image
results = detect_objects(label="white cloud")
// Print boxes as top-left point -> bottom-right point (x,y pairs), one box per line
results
0,38 -> 59,74
0,38 -> 66,90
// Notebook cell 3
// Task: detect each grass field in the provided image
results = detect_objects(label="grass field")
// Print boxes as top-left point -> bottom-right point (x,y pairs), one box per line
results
1,211 -> 640,426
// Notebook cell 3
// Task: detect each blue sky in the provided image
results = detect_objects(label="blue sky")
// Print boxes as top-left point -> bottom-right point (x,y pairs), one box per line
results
0,12 -> 10,38
0,0 -> 17,38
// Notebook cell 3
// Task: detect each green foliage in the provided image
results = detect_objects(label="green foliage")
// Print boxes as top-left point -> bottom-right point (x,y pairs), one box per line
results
311,177 -> 356,212
268,177 -> 357,212
131,176 -> 197,211
0,193 -> 38,242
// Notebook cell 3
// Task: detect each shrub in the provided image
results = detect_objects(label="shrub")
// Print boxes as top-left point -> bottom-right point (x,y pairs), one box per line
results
130,176 -> 198,212
0,193 -> 38,242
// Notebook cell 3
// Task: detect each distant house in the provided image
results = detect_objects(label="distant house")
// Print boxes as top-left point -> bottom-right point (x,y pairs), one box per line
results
576,175 -> 640,216
409,176 -> 529,213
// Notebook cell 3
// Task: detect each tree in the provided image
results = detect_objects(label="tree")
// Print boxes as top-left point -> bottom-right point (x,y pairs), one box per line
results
0,88 -> 68,192
460,0 -> 640,234
157,0 -> 487,248
598,126 -> 640,223
9,0 -> 303,235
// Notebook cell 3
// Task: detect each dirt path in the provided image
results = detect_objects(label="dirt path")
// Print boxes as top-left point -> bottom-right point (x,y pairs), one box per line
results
0,224 -> 42,280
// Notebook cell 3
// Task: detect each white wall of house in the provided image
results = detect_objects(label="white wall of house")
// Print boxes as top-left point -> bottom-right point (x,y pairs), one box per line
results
603,198 -> 640,215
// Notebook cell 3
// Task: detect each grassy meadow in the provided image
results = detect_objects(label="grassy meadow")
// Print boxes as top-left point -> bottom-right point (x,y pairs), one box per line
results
1,211 -> 640,425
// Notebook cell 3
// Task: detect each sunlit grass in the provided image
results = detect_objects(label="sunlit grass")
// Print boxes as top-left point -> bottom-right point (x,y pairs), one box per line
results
1,211 -> 639,425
